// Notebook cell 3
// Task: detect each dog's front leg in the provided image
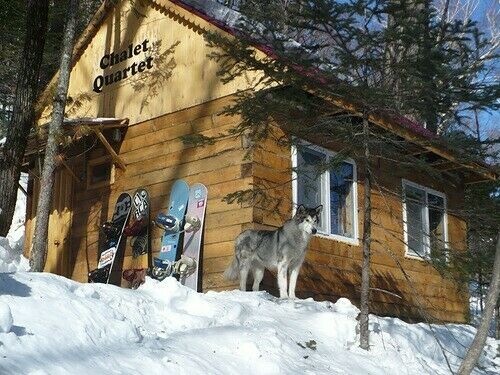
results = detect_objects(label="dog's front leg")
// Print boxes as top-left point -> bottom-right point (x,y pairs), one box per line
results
239,264 -> 250,291
277,261 -> 288,298
288,265 -> 301,299
252,266 -> 264,291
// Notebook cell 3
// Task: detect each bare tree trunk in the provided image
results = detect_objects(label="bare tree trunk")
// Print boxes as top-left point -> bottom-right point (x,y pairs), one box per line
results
479,271 -> 484,313
474,109 -> 481,142
30,0 -> 79,272
496,300 -> 500,340
0,0 -> 49,236
359,116 -> 372,350
458,231 -> 500,374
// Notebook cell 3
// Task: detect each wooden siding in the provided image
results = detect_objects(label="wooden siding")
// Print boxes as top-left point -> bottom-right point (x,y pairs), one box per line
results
37,0 -> 263,128
56,96 -> 252,287
24,169 -> 74,277
249,127 -> 468,323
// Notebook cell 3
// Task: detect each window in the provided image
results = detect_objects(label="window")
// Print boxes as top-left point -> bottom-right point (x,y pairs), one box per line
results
292,144 -> 358,244
402,180 -> 448,259
87,156 -> 115,189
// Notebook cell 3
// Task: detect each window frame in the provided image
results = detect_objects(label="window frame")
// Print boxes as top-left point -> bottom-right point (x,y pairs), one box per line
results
401,179 -> 449,260
291,143 -> 359,246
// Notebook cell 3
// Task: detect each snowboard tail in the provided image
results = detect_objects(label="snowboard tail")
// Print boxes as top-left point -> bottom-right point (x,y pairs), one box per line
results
179,183 -> 207,290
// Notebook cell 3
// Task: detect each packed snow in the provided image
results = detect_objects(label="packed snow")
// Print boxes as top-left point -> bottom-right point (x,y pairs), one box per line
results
0,174 -> 498,374
0,274 -> 498,375
0,173 -> 29,273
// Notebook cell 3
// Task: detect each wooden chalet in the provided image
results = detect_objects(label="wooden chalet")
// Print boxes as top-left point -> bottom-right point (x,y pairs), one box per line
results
23,0 -> 497,323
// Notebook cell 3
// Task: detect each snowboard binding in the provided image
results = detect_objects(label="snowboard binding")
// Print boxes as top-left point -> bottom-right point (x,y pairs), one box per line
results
122,268 -> 146,289
184,216 -> 201,233
123,216 -> 148,237
150,258 -> 174,280
88,266 -> 110,283
131,235 -> 148,258
174,255 -> 197,276
154,213 -> 181,233
100,221 -> 122,239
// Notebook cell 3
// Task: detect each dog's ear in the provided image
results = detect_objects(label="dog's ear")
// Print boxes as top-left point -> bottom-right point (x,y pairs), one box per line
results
295,204 -> 306,215
314,205 -> 323,215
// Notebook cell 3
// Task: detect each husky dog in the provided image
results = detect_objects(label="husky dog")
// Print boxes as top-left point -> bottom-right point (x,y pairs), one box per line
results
224,205 -> 322,298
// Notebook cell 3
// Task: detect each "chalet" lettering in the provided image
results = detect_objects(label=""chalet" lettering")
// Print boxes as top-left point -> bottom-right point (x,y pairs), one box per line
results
93,39 -> 154,93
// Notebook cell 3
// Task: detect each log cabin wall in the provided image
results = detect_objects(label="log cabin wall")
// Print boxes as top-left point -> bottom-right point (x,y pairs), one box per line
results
25,95 -> 468,322
64,96 -> 255,287
29,0 -> 264,286
250,126 -> 468,323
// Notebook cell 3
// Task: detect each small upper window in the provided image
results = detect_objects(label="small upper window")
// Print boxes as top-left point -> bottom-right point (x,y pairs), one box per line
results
87,157 -> 115,189
402,180 -> 447,259
293,144 -> 358,243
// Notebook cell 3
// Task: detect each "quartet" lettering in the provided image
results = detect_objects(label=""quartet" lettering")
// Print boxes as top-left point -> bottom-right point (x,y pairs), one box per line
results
93,39 -> 154,93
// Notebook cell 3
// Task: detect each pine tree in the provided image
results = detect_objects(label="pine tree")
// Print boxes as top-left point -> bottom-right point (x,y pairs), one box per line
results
458,231 -> 500,375
0,0 -> 102,236
0,0 -> 25,136
0,0 -> 49,236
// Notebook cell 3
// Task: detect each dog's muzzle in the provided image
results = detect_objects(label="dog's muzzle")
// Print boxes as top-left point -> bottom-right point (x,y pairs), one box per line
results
312,227 -> 317,235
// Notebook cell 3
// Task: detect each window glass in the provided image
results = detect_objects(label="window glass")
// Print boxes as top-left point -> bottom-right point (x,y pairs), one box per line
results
330,162 -> 354,237
405,184 -> 426,257
297,148 -> 325,230
89,162 -> 111,185
428,193 -> 445,256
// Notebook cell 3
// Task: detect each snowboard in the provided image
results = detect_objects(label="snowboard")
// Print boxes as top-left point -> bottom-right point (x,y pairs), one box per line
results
178,183 -> 207,291
122,188 -> 150,289
151,179 -> 189,280
88,192 -> 132,284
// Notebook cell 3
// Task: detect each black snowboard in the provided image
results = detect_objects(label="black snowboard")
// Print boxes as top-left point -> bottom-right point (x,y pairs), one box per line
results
127,188 -> 150,258
122,188 -> 151,289
88,192 -> 132,284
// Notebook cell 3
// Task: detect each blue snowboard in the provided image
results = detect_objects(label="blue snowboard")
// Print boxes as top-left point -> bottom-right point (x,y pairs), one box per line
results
152,179 -> 189,279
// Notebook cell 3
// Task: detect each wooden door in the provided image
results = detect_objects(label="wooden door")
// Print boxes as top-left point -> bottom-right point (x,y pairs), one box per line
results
45,168 -> 74,276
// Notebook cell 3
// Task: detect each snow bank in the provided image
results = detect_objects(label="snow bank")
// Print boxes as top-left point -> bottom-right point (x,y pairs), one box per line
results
0,172 -> 497,374
0,273 -> 497,375
0,173 -> 29,272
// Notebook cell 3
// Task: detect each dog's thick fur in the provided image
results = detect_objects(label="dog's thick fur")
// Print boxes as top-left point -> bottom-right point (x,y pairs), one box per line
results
224,205 -> 322,298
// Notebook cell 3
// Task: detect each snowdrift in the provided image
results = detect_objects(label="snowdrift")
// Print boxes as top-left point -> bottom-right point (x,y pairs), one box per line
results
0,273 -> 498,375
0,173 -> 29,273
0,173 -> 498,374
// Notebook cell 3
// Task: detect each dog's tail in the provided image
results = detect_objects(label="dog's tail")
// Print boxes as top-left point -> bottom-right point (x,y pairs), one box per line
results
223,255 -> 239,281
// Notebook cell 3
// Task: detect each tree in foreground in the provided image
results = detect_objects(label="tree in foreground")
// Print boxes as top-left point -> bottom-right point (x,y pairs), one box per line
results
458,231 -> 500,375
30,0 -> 80,272
0,0 -> 102,236
201,0 -> 498,351
0,0 -> 49,236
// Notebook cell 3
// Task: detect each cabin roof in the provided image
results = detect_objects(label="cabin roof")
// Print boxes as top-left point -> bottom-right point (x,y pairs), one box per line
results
33,0 -> 498,183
